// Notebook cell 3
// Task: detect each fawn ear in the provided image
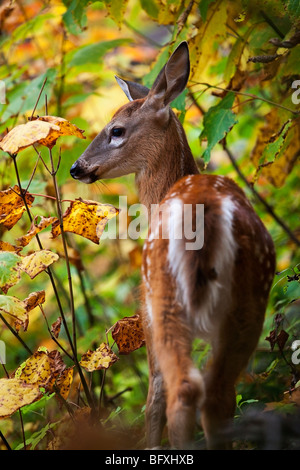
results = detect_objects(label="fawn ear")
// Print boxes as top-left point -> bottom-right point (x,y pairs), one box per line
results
146,42 -> 190,109
115,76 -> 150,101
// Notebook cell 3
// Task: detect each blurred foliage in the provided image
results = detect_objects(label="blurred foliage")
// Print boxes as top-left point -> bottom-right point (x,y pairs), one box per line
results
0,0 -> 299,450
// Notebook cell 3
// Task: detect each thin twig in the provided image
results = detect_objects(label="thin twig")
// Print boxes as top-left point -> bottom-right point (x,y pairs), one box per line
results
11,155 -> 74,352
39,305 -> 73,360
25,153 -> 41,192
0,430 -> 12,451
30,77 -> 47,121
191,81 -> 300,115
0,313 -> 33,355
46,147 -> 96,414
19,409 -> 26,450
48,147 -> 77,356
223,142 -> 300,247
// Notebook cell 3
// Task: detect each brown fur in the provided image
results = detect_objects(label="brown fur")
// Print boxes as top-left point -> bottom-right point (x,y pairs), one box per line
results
71,42 -> 276,449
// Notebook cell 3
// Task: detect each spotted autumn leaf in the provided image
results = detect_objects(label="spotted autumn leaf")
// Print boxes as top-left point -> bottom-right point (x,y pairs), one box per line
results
18,350 -> 52,387
51,199 -> 119,244
0,116 -> 86,155
51,317 -> 62,338
23,290 -> 46,312
0,294 -> 28,331
16,349 -> 72,400
16,216 -> 58,247
0,185 -> 34,230
20,249 -> 59,279
112,314 -> 146,355
0,378 -> 42,419
79,343 -> 119,372
55,367 -> 74,401
0,240 -> 22,253
251,111 -> 300,187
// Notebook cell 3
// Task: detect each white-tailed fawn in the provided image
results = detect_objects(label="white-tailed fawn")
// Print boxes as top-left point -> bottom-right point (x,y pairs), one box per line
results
70,42 -> 276,449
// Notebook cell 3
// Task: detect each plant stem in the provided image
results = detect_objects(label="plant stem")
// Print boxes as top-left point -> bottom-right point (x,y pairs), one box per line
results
19,409 -> 26,450
11,153 -> 96,413
11,155 -> 75,354
192,82 -> 300,115
48,148 -> 77,356
39,305 -> 73,360
0,430 -> 11,451
223,143 -> 300,247
47,148 -> 97,413
0,313 -> 33,355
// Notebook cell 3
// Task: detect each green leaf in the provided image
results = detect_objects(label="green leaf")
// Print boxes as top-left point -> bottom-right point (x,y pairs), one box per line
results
198,0 -> 216,21
199,92 -> 237,164
14,421 -> 59,450
284,0 -> 300,20
62,0 -> 90,35
0,252 -> 22,294
140,0 -> 159,19
66,39 -> 132,68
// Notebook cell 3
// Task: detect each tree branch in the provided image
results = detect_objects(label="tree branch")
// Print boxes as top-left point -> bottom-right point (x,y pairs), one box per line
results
223,142 -> 300,247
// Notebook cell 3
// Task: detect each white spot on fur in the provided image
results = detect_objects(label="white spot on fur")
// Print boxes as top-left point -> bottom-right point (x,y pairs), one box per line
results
145,291 -> 153,325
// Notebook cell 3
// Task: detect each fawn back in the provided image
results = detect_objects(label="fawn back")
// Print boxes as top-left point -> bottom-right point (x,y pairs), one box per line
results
71,42 -> 276,449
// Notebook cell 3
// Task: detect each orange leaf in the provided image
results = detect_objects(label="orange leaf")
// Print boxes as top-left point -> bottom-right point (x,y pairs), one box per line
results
0,116 -> 85,155
0,186 -> 34,230
112,314 -> 146,355
0,240 -> 22,254
23,290 -> 45,312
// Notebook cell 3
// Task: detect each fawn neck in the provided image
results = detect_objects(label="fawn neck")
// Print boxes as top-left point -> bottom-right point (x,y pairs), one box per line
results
136,112 -> 199,215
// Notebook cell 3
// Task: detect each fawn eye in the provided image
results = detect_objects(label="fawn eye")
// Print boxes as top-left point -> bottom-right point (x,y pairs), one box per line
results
111,127 -> 124,138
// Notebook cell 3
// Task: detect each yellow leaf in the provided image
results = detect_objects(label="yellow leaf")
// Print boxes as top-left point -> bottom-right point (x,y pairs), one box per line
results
55,367 -> 74,400
16,349 -> 70,397
104,0 -> 130,27
18,350 -> 52,387
79,343 -> 119,372
189,0 -> 227,82
0,185 -> 34,230
16,216 -> 58,247
0,116 -> 85,155
21,250 -> 59,279
154,0 -> 185,24
251,112 -> 300,187
0,378 -> 42,418
51,199 -> 119,244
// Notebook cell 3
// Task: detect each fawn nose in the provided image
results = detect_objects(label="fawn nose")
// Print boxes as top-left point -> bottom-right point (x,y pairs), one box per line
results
70,161 -> 81,179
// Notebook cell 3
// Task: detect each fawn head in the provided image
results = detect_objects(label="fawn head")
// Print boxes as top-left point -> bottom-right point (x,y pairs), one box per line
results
70,42 -> 190,183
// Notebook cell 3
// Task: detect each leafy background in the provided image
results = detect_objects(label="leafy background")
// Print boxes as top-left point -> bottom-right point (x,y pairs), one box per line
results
0,0 -> 299,450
